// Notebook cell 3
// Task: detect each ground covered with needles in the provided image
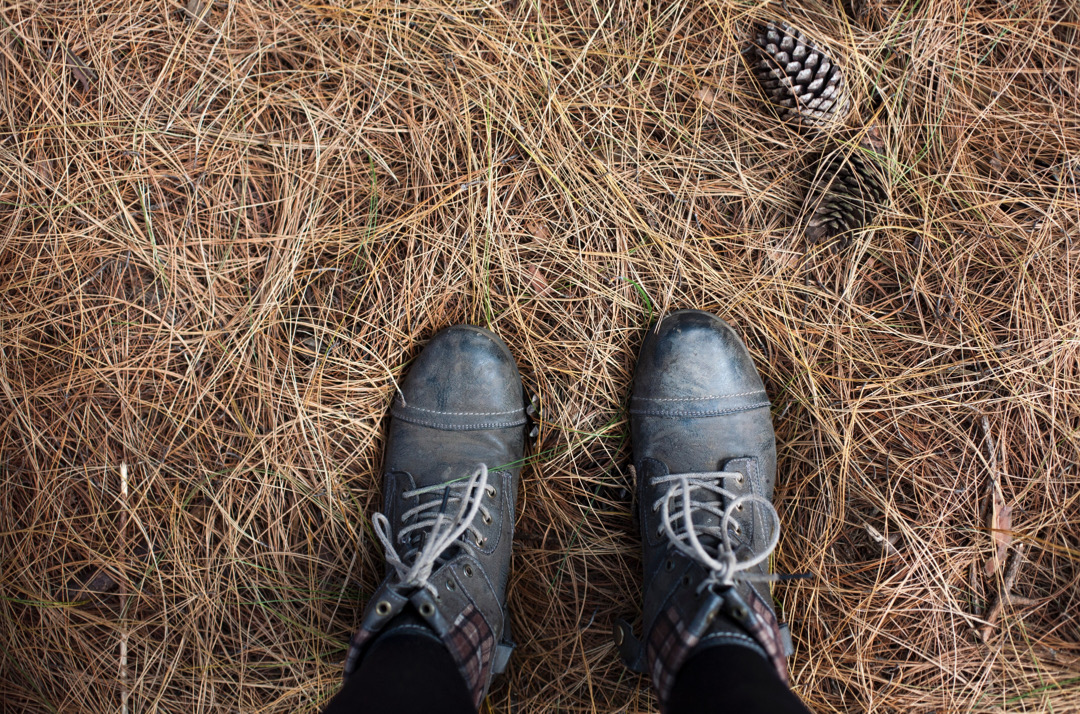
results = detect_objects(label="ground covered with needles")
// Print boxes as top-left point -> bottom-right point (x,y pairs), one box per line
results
2,0 -> 1079,711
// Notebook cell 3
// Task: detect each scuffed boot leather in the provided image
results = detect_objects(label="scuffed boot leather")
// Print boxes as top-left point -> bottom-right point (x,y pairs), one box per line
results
615,310 -> 794,710
343,325 -> 527,708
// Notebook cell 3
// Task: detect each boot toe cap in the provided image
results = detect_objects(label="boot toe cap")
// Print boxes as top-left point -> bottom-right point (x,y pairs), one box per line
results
631,310 -> 768,416
394,325 -> 526,430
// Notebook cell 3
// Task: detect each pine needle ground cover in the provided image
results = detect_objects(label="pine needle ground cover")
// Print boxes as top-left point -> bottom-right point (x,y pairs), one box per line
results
1,0 -> 1078,711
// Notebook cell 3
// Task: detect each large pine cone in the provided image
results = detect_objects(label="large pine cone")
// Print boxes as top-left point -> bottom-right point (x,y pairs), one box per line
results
805,138 -> 888,249
751,21 -> 851,131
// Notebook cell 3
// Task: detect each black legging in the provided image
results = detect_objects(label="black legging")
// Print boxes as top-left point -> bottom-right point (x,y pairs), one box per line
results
323,632 -> 810,714
322,631 -> 474,714
667,644 -> 811,714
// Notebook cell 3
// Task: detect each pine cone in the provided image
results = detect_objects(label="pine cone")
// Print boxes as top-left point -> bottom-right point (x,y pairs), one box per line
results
1000,156 -> 1078,230
805,137 -> 888,249
751,21 -> 851,131
843,0 -> 892,29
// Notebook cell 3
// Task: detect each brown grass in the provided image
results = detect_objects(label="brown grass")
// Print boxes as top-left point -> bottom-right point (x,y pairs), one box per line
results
2,0 -> 1079,711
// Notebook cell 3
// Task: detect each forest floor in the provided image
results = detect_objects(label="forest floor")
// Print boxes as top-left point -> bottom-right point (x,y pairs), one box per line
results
1,0 -> 1079,711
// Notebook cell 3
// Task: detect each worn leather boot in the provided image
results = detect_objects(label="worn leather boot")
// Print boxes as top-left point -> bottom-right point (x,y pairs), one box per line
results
343,325 -> 528,709
615,310 -> 794,710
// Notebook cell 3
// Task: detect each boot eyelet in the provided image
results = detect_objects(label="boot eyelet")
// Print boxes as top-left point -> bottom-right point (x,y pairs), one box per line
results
446,579 -> 456,591
419,602 -> 435,617
655,526 -> 664,537
375,600 -> 392,616
665,558 -> 675,571
463,564 -> 474,577
482,513 -> 492,525
486,486 -> 497,499
476,535 -> 487,547
735,503 -> 743,511
681,575 -> 692,587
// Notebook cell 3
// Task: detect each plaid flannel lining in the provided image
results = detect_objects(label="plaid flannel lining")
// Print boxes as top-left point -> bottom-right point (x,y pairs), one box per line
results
445,603 -> 496,708
744,586 -> 790,685
343,627 -> 375,679
646,604 -> 701,704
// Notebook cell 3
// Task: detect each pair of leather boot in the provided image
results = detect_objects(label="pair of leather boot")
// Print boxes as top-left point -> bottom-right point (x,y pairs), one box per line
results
341,310 -> 793,710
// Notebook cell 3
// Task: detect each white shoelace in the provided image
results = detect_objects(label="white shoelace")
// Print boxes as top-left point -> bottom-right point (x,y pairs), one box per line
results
651,471 -> 781,589
373,464 -> 492,597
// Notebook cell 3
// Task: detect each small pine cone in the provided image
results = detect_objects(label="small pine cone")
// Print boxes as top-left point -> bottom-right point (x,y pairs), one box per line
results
751,21 -> 851,131
805,143 -> 888,249
1001,156 -> 1078,230
843,0 -> 892,29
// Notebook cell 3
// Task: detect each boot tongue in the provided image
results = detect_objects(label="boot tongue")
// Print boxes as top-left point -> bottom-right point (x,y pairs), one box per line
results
684,484 -> 723,551
403,468 -> 472,563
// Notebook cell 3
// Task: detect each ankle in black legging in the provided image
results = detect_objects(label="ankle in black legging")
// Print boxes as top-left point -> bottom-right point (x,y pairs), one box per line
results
666,644 -> 811,714
323,628 -> 475,714
324,633 -> 808,713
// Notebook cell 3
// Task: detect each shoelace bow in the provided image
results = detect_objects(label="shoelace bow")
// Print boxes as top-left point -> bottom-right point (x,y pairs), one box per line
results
373,464 -> 493,597
651,471 -> 781,589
